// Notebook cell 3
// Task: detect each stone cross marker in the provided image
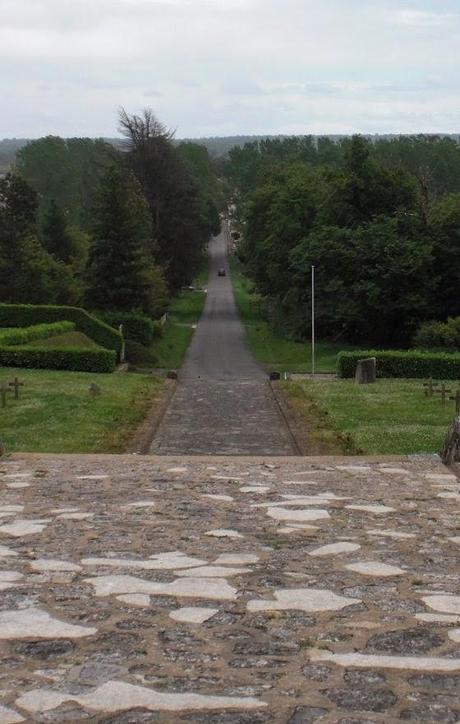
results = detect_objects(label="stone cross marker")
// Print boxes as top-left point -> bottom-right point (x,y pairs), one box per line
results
449,390 -> 460,416
435,384 -> 451,406
423,378 -> 439,396
8,377 -> 24,400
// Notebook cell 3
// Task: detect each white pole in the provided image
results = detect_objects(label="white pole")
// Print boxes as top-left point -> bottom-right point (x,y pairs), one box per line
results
311,265 -> 315,377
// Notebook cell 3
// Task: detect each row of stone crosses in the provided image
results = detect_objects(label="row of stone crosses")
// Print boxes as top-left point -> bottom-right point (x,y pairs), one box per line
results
423,378 -> 460,415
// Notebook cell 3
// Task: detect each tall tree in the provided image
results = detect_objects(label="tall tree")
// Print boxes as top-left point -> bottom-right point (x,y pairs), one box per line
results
119,108 -> 215,290
16,136 -> 117,229
0,173 -> 78,304
428,193 -> 460,319
41,200 -> 75,263
85,166 -> 167,315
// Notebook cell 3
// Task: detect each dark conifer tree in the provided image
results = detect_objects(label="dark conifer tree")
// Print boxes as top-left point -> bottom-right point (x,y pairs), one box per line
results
0,173 -> 77,304
41,200 -> 75,263
119,108 -> 215,291
85,166 -> 166,315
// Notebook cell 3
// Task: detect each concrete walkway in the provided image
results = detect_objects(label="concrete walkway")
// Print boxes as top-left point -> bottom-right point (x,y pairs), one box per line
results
0,452 -> 458,722
150,228 -> 296,455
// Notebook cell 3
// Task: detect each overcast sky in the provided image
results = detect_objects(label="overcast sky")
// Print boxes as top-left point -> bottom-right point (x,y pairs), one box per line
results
1,0 -> 459,138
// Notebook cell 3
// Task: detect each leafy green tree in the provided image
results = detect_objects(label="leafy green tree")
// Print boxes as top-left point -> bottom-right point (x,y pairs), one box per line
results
289,216 -> 433,345
242,164 -> 322,298
373,135 -> 460,200
119,109 -> 218,290
324,136 -> 418,227
0,173 -> 79,304
41,200 -> 76,263
177,142 -> 223,235
85,166 -> 167,315
428,193 -> 460,318
16,136 -> 117,228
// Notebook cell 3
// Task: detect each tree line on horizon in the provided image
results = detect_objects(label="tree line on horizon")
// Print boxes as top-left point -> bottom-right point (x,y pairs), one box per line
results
227,134 -> 460,346
0,110 -> 223,317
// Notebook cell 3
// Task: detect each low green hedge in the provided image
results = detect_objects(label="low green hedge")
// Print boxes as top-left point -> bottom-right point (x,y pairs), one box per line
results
95,311 -> 159,346
0,321 -> 75,347
0,345 -> 116,373
0,304 -> 122,357
337,350 -> 460,380
124,339 -> 158,365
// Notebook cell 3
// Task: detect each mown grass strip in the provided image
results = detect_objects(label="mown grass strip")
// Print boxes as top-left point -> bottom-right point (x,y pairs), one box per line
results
0,367 -> 163,453
282,378 -> 454,455
138,277 -> 207,369
23,331 -> 99,349
230,257 -> 357,373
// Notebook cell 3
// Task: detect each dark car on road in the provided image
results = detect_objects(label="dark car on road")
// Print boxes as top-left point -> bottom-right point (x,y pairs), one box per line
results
218,268 -> 226,276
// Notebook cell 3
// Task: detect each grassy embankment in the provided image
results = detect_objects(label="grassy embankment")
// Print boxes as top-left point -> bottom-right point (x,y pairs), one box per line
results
230,256 -> 356,373
152,286 -> 206,369
283,378 -> 455,455
129,263 -> 208,370
0,367 -> 163,453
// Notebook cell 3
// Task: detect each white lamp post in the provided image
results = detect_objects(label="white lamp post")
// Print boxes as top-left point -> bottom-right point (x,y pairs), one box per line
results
311,265 -> 315,377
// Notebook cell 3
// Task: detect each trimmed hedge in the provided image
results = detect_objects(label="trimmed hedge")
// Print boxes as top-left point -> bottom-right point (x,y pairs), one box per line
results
0,321 -> 75,347
95,311 -> 160,346
0,304 -> 122,357
337,350 -> 460,380
124,339 -> 158,365
0,345 -> 116,373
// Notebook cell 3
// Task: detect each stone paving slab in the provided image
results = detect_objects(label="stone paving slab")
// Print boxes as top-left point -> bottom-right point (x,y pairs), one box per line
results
150,381 -> 297,456
0,453 -> 459,722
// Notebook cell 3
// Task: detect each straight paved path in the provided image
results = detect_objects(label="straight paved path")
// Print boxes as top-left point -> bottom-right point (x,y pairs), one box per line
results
151,227 -> 296,455
1,453 -> 459,722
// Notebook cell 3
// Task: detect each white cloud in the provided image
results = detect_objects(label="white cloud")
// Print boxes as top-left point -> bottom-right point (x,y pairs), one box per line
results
391,9 -> 458,27
0,0 -> 459,136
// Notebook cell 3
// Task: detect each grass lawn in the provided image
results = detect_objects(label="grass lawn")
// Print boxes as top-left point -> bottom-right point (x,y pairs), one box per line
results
168,289 -> 207,326
23,331 -> 99,348
151,325 -> 195,369
283,378 -> 455,455
0,367 -> 163,453
230,257 -> 357,373
145,282 -> 207,370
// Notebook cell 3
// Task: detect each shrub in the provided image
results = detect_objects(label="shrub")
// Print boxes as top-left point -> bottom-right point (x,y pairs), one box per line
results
0,345 -> 116,372
337,349 -> 460,380
0,321 -> 75,346
124,339 -> 158,365
152,320 -> 164,339
95,311 -> 156,346
414,318 -> 460,350
0,304 -> 122,356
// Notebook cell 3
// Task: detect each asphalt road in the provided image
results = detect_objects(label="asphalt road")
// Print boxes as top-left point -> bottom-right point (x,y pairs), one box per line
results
182,227 -> 263,380
150,225 -> 297,455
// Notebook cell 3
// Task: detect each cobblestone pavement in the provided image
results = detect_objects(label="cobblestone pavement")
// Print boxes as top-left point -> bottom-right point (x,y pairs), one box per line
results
0,452 -> 459,722
150,381 -> 296,456
150,229 -> 296,456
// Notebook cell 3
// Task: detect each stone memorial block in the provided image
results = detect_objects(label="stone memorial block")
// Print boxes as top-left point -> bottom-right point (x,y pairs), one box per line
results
441,416 -> 460,465
355,357 -> 376,385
